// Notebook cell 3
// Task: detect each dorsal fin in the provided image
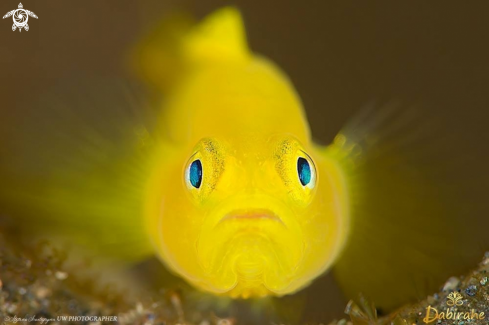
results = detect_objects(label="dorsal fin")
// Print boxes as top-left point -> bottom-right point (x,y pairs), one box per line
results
132,7 -> 251,91
182,7 -> 250,65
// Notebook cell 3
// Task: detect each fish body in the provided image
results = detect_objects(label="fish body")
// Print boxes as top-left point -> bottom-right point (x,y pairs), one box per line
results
141,10 -> 349,297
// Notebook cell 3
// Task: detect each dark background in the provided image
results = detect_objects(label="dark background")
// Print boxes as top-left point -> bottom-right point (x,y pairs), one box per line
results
0,0 -> 488,322
2,1 -> 488,142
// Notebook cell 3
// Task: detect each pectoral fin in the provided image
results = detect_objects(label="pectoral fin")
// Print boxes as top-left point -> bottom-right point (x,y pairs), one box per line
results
0,78 -> 162,262
321,104 -> 489,310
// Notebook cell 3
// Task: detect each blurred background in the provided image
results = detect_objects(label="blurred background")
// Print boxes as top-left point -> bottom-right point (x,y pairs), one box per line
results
0,0 -> 488,323
1,1 -> 488,142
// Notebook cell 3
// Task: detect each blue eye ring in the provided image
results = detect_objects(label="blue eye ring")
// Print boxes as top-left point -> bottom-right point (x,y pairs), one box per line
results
189,159 -> 203,189
297,157 -> 311,186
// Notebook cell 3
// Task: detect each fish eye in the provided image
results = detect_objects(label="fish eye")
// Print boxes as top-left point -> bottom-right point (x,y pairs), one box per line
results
188,159 -> 203,189
184,138 -> 226,198
296,153 -> 316,190
297,157 -> 311,186
273,137 -> 318,204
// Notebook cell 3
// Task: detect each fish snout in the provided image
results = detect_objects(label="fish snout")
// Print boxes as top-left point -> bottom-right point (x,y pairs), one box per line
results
194,194 -> 305,296
219,208 -> 284,225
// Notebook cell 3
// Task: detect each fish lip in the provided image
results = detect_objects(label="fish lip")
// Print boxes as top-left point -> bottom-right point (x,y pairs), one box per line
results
219,208 -> 284,225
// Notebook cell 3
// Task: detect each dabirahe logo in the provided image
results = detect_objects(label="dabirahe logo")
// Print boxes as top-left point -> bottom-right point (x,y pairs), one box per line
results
423,291 -> 485,323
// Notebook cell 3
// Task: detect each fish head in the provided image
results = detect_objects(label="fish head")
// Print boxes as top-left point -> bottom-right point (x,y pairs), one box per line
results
152,134 -> 348,298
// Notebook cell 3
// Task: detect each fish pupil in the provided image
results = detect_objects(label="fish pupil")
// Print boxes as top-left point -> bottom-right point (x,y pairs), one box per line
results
189,160 -> 203,188
297,157 -> 311,186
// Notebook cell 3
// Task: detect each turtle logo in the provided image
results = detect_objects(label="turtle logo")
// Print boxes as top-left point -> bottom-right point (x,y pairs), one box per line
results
3,3 -> 38,32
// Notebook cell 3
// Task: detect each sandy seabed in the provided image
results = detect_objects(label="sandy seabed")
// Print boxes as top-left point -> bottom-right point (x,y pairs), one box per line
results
0,231 -> 488,325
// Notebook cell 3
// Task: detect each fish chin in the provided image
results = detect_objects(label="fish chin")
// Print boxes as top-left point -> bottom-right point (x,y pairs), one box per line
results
196,208 -> 304,297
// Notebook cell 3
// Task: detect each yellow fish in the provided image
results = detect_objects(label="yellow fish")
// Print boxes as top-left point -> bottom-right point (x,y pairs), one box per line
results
1,7 -> 488,311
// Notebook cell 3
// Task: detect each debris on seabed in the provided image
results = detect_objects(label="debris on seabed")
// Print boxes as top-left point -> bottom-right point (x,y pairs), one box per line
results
338,253 -> 489,325
1,230 -> 488,324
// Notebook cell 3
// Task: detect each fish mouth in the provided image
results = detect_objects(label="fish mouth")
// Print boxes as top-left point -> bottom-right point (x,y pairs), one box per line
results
219,208 -> 284,225
196,198 -> 305,296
